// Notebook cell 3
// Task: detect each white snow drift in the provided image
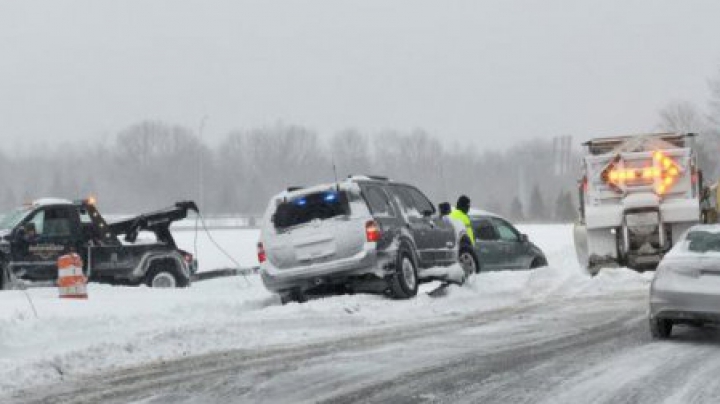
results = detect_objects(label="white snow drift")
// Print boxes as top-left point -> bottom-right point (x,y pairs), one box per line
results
0,225 -> 652,399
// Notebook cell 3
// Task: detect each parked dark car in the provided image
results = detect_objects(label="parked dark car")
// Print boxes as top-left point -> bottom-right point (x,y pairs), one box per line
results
469,209 -> 547,271
258,176 -> 465,302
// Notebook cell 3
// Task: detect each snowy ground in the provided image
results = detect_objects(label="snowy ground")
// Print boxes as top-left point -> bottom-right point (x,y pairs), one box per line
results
3,224 -> 714,403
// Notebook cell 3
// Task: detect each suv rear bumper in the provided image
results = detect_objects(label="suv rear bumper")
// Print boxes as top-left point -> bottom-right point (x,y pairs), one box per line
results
260,248 -> 395,293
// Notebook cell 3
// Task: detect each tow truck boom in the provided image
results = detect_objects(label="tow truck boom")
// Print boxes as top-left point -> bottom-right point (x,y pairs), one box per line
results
107,201 -> 199,245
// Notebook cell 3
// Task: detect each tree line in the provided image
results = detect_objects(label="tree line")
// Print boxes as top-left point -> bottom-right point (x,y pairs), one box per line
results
0,122 -> 580,222
3,68 -> 718,222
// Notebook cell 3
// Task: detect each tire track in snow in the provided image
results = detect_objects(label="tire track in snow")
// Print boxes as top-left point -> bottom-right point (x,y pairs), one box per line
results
324,301 -> 646,404
539,327 -> 720,404
9,293 -> 644,404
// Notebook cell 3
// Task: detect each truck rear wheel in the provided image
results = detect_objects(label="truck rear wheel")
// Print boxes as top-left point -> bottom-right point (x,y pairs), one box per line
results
145,261 -> 189,288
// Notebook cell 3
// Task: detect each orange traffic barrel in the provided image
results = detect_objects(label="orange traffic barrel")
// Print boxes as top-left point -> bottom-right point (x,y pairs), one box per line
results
58,253 -> 87,299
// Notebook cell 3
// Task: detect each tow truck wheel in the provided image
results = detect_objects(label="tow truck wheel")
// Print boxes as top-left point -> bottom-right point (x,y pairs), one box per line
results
150,271 -> 177,288
145,262 -> 189,288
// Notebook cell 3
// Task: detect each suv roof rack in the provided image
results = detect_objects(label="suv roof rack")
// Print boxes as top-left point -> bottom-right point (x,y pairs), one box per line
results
287,186 -> 304,192
348,174 -> 390,182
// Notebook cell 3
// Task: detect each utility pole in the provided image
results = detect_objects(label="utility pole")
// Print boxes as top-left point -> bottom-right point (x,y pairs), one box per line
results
198,115 -> 208,211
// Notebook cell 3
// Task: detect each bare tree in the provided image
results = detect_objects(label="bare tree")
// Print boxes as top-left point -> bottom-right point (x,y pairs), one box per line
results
330,129 -> 370,178
0,120 -> 586,221
656,98 -> 719,181
708,68 -> 720,127
657,101 -> 706,133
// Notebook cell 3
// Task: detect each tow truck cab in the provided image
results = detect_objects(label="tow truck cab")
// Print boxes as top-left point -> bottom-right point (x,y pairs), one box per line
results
0,198 -> 198,288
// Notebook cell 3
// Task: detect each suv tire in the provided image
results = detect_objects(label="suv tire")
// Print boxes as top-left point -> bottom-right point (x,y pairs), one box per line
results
280,288 -> 308,304
649,317 -> 672,339
389,248 -> 419,299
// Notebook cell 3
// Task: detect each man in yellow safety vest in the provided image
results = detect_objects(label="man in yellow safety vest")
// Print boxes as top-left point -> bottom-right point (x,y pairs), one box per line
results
449,195 -> 475,245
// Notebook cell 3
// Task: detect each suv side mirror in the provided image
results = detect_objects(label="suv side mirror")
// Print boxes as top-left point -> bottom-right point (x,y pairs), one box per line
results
438,202 -> 451,216
520,234 -> 529,243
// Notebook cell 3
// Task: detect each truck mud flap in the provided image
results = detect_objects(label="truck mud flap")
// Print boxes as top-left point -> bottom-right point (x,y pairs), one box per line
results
573,222 -> 589,270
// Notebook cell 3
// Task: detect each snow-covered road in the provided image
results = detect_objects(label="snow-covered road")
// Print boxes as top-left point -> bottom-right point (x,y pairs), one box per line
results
3,225 -> 720,403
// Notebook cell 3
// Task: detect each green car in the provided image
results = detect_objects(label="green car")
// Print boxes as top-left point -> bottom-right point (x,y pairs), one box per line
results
469,209 -> 548,271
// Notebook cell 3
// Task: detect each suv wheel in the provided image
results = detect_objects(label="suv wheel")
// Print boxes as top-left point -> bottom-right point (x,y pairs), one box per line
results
280,288 -> 308,305
649,317 -> 672,339
389,249 -> 418,299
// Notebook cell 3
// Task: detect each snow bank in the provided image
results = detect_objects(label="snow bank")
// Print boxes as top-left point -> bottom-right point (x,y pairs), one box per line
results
0,224 -> 651,398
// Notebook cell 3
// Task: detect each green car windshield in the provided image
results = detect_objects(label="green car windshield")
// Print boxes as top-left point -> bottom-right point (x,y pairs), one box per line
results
0,207 -> 31,231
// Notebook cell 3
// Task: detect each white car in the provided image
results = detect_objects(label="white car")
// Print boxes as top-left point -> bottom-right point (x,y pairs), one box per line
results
649,224 -> 720,338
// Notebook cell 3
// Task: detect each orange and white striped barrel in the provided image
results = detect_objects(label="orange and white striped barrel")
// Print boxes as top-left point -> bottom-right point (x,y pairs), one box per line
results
57,253 -> 87,299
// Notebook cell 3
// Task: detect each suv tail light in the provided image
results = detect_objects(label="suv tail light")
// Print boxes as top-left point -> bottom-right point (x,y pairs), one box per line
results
257,242 -> 267,263
366,220 -> 381,242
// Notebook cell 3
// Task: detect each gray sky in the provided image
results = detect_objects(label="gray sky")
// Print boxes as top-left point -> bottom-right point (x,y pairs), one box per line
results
1,0 -> 720,151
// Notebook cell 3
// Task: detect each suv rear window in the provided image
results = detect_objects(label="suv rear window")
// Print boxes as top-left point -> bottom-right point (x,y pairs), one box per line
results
273,190 -> 350,230
363,186 -> 396,217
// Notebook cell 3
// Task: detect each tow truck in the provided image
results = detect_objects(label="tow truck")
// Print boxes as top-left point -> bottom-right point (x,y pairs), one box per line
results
573,133 -> 701,274
0,198 -> 199,289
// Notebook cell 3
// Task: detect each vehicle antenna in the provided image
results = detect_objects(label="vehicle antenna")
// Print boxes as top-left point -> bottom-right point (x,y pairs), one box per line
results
332,158 -> 340,191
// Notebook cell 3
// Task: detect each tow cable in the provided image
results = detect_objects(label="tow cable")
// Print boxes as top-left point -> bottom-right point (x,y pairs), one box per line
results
2,265 -> 39,318
192,212 -> 252,286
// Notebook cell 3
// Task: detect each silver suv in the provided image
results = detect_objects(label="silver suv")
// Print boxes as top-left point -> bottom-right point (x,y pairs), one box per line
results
258,176 -> 461,302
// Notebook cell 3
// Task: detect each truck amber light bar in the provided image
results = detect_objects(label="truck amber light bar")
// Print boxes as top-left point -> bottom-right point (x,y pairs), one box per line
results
602,150 -> 682,195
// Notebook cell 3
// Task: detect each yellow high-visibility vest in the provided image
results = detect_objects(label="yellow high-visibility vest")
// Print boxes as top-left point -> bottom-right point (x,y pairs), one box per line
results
449,209 -> 475,245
